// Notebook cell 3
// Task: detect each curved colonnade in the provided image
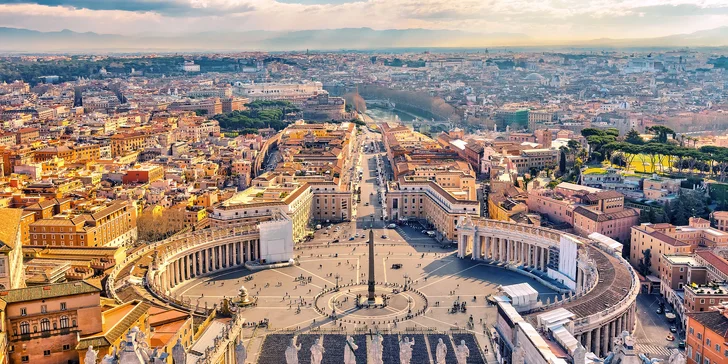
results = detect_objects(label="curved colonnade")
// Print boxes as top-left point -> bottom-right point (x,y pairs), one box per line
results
145,224 -> 261,301
456,218 -> 639,357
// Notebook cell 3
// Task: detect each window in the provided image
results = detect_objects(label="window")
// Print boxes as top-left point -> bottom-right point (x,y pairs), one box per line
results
60,302 -> 66,311
698,333 -> 703,340
716,344 -> 720,352
63,345 -> 70,351
19,321 -> 29,334
20,308 -> 26,316
21,356 -> 29,362
44,350 -> 51,356
40,305 -> 47,313
40,319 -> 50,331
708,339 -> 712,346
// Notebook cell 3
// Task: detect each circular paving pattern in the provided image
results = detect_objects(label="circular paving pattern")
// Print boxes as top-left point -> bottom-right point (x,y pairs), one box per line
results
313,283 -> 428,324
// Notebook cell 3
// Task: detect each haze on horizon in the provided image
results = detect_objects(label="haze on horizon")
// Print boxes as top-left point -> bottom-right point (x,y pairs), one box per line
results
1,0 -> 728,44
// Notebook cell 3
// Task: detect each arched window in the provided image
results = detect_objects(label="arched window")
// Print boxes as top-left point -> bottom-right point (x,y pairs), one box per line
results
19,321 -> 29,334
60,316 -> 69,329
40,319 -> 50,332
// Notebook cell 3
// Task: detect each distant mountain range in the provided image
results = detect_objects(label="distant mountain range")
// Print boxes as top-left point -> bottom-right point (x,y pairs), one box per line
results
0,26 -> 727,53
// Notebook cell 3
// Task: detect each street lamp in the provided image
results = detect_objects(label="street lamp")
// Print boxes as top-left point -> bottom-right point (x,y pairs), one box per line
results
335,273 -> 340,290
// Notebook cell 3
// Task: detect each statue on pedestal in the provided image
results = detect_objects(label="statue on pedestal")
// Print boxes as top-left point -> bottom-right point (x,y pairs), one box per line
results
235,339 -> 247,364
172,338 -> 186,364
100,348 -> 117,364
85,346 -> 99,364
285,337 -> 301,364
310,338 -> 325,364
399,337 -> 415,364
368,333 -> 384,364
455,340 -> 470,364
436,338 -> 447,364
344,336 -> 359,364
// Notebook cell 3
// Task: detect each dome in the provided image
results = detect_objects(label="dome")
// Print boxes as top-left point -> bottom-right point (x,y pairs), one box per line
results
524,73 -> 544,81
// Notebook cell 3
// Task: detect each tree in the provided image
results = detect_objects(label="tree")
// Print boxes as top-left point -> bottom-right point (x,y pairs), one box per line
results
559,148 -> 567,174
625,129 -> 644,145
646,125 -> 675,144
137,207 -> 187,243
581,129 -> 617,162
638,248 -> 652,276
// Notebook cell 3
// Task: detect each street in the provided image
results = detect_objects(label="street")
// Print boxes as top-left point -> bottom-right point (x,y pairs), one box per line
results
633,294 -> 682,359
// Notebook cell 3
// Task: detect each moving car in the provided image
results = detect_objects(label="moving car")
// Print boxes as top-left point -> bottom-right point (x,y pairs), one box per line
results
387,224 -> 397,229
666,334 -> 675,341
670,326 -> 677,333
391,263 -> 403,269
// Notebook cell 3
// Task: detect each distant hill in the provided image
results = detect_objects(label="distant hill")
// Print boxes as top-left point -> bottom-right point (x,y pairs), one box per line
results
1,26 -> 727,53
0,27 -> 528,52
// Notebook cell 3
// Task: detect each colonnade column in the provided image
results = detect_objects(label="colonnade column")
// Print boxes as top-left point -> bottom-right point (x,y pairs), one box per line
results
490,237 -> 496,260
498,238 -> 504,262
585,330 -> 592,353
472,234 -> 481,260
457,234 -> 465,258
541,247 -> 547,271
594,327 -> 601,357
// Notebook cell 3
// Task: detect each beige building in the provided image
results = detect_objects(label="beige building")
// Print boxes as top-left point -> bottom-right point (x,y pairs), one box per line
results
386,176 -> 479,242
630,218 -> 728,277
28,201 -> 138,248
0,208 -> 26,290
712,211 -> 728,232
210,172 -> 313,242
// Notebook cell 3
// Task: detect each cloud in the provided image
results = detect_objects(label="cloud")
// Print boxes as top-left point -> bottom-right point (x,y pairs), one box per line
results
0,0 -> 257,16
0,0 -> 727,40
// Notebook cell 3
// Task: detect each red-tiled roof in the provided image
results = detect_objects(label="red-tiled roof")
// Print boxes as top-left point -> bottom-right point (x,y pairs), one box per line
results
697,250 -> 728,276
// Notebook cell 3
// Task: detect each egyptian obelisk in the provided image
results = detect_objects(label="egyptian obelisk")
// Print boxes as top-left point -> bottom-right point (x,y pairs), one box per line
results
368,227 -> 375,301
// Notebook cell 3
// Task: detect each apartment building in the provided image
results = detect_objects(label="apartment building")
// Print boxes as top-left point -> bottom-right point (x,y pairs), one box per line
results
630,219 -> 728,277
686,308 -> 728,364
1,281 -> 102,364
122,165 -> 164,184
28,201 -> 138,248
386,176 -> 480,242
572,190 -> 640,242
210,172 -> 313,242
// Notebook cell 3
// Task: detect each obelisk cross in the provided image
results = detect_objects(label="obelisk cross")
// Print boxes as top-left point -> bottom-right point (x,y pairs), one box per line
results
368,221 -> 376,301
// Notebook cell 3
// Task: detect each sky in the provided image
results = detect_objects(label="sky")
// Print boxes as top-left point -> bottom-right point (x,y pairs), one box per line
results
1,0 -> 728,41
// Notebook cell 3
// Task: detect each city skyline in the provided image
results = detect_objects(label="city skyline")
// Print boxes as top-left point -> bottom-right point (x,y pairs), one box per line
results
1,0 -> 728,44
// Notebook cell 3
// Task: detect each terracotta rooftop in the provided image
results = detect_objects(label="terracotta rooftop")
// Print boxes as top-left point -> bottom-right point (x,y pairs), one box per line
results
696,250 -> 728,276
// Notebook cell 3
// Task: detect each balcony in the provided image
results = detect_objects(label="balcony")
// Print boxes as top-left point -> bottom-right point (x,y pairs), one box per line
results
12,326 -> 77,341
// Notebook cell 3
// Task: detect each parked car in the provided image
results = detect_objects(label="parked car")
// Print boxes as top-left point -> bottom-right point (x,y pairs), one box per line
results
656,308 -> 663,314
349,237 -> 355,241
391,264 -> 403,269
381,235 -> 388,239
670,326 -> 677,333
387,224 -> 397,229
332,239 -> 340,243
678,341 -> 685,349
666,334 -> 675,341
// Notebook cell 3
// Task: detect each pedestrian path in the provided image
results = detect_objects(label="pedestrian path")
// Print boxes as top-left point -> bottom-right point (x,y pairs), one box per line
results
634,344 -> 674,358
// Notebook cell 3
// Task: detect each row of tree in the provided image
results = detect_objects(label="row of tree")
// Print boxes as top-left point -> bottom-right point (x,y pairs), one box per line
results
581,126 -> 728,181
212,101 -> 300,132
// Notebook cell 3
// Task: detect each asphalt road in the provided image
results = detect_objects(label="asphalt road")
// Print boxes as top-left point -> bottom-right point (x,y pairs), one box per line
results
632,294 -> 682,359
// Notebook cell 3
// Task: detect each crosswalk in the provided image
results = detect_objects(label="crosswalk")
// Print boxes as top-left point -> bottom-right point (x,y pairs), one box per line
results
635,344 -> 675,358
